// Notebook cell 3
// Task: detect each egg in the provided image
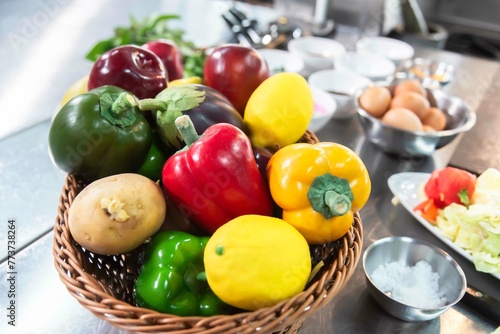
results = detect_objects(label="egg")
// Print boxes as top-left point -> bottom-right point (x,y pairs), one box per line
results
390,91 -> 430,120
423,125 -> 437,132
359,86 -> 392,117
394,79 -> 427,97
382,107 -> 423,132
421,107 -> 447,131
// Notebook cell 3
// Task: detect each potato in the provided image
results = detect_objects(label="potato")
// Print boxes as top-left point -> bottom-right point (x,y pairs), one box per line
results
68,173 -> 167,255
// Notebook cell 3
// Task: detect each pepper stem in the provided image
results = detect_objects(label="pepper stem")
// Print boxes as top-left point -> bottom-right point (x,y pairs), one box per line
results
324,190 -> 351,216
307,173 -> 354,219
99,92 -> 138,128
174,115 -> 199,147
196,272 -> 207,281
111,92 -> 138,116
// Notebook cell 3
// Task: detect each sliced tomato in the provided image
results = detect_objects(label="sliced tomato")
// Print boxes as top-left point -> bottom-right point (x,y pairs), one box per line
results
424,167 -> 476,208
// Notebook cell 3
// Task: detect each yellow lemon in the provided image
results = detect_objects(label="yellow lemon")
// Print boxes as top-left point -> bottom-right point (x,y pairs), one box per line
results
204,214 -> 311,311
243,72 -> 314,148
168,76 -> 203,86
59,75 -> 89,108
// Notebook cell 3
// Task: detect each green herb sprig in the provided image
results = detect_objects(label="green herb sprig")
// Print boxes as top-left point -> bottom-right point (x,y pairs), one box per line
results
85,14 -> 206,78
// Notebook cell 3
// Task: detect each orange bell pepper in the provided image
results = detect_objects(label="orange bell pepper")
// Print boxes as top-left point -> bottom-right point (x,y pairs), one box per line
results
267,142 -> 371,244
414,198 -> 439,224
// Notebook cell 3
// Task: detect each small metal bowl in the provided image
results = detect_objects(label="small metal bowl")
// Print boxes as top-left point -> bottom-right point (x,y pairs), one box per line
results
355,85 -> 476,157
363,237 -> 467,322
402,58 -> 456,88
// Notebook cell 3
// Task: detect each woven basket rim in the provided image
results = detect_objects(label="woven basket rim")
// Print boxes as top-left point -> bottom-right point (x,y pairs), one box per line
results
52,130 -> 364,333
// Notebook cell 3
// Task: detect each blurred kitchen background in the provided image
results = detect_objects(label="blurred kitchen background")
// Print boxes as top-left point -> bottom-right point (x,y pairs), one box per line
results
242,0 -> 500,60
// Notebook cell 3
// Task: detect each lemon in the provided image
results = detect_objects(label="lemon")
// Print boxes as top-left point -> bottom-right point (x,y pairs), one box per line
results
204,215 -> 311,311
59,75 -> 89,108
243,72 -> 314,148
168,76 -> 203,86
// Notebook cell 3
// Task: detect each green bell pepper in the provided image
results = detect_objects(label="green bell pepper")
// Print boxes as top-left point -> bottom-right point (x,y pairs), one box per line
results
136,130 -> 171,182
133,231 -> 232,316
48,85 -> 152,181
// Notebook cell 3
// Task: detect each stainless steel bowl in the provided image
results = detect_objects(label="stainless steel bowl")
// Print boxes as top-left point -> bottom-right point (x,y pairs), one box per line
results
402,57 -> 455,88
363,236 -> 467,322
355,85 -> 476,157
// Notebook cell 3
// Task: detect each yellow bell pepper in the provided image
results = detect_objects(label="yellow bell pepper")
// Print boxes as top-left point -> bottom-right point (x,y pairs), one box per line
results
267,142 -> 371,244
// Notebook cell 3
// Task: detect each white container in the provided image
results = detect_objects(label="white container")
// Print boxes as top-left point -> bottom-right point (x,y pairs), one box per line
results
288,37 -> 346,74
334,51 -> 396,83
308,70 -> 372,119
257,49 -> 305,76
356,36 -> 414,67
308,86 -> 337,132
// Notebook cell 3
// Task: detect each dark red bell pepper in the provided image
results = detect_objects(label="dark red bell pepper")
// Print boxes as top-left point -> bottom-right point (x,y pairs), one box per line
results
162,115 -> 274,234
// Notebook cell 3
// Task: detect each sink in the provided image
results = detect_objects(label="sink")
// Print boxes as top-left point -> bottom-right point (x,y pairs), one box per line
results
445,32 -> 500,60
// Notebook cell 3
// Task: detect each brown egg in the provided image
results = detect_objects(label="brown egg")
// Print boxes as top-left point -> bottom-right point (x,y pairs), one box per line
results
390,91 -> 430,120
359,86 -> 392,117
382,107 -> 424,132
421,107 -> 447,131
423,125 -> 437,132
394,79 -> 427,97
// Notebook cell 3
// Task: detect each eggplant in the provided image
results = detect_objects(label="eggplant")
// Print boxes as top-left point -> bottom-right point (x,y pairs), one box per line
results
142,84 -> 245,150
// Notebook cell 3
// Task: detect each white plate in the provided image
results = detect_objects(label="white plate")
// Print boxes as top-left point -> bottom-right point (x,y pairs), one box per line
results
388,172 -> 500,280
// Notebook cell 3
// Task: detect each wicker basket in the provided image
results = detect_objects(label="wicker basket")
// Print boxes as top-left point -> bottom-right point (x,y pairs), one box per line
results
53,131 -> 363,334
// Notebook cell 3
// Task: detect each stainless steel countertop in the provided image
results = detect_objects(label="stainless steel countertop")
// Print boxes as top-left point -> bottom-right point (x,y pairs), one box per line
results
0,0 -> 499,333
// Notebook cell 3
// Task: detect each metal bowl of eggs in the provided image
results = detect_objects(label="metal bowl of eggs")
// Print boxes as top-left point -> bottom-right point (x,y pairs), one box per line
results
354,79 -> 476,157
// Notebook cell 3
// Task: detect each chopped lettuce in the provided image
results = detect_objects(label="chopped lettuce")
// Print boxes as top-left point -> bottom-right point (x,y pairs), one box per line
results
473,251 -> 500,273
472,168 -> 500,205
436,200 -> 500,274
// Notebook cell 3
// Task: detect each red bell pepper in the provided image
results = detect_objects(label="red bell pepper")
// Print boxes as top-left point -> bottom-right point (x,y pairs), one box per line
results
162,115 -> 274,234
423,166 -> 477,209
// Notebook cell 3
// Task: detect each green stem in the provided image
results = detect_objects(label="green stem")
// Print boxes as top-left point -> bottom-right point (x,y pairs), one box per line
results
324,190 -> 351,216
111,92 -> 138,116
138,98 -> 170,111
307,260 -> 324,284
99,92 -> 137,128
174,115 -> 199,147
307,173 -> 354,219
196,271 -> 207,281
